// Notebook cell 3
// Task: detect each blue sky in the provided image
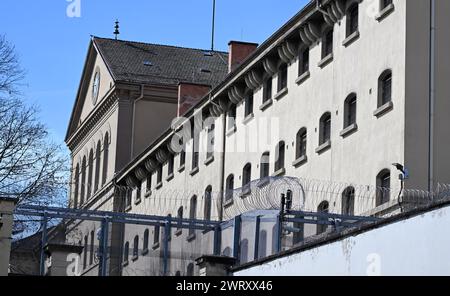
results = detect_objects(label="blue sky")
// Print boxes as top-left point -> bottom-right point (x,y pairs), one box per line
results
0,0 -> 308,147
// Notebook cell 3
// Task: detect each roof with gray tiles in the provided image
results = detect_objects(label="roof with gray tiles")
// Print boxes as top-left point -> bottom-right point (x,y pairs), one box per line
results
93,37 -> 229,87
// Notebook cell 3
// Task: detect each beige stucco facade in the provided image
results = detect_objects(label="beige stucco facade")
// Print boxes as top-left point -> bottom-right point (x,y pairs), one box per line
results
63,0 -> 450,276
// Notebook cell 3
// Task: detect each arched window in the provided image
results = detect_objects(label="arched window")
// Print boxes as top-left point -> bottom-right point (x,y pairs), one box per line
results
177,206 -> 183,232
277,63 -> 288,92
346,3 -> 359,37
322,28 -> 334,58
222,247 -> 232,257
189,195 -> 197,236
225,174 -> 234,201
83,235 -> 88,269
344,94 -> 357,128
342,187 -> 355,215
258,230 -> 267,259
376,169 -> 391,206
260,152 -> 270,179
89,230 -> 95,265
87,149 -> 94,199
378,70 -> 392,107
123,241 -> 129,264
102,133 -> 109,185
80,156 -> 87,205
73,164 -> 80,208
242,163 -> 252,190
133,235 -> 139,259
204,186 -> 212,221
240,239 -> 249,263
245,92 -> 254,117
296,128 -> 307,159
186,263 -> 194,276
143,229 -> 149,252
317,201 -> 329,235
275,141 -> 285,172
319,112 -> 331,145
153,225 -> 160,245
94,141 -> 101,193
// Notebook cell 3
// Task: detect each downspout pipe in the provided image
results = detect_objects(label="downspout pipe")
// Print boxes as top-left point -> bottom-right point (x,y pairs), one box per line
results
130,85 -> 145,159
428,0 -> 436,193
218,111 -> 227,222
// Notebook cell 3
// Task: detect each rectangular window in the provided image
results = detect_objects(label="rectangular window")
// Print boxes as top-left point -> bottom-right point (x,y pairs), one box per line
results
381,0 -> 392,10
168,155 -> 174,176
153,225 -> 160,245
206,124 -> 215,159
228,105 -> 236,131
146,174 -> 152,192
322,29 -> 333,58
245,93 -> 254,117
278,64 -> 288,92
191,123 -> 199,169
263,78 -> 272,102
299,48 -> 309,75
157,165 -> 162,184
180,145 -> 186,167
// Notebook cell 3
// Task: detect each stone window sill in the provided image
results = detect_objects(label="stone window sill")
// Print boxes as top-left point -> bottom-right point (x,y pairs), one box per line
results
152,242 -> 160,250
226,125 -> 237,137
189,166 -> 199,176
274,87 -> 288,101
342,31 -> 360,47
122,261 -> 129,267
175,229 -> 182,237
204,156 -> 214,166
142,248 -> 149,256
272,168 -> 286,177
125,205 -> 132,212
187,233 -> 196,242
155,182 -> 163,190
292,155 -> 308,168
240,186 -> 251,198
374,101 -> 394,118
295,71 -> 310,85
259,98 -> 273,111
144,190 -> 152,198
223,198 -> 234,207
318,53 -> 333,68
315,140 -> 331,154
242,113 -> 254,124
257,177 -> 270,188
134,198 -> 141,206
131,255 -> 138,262
178,164 -> 185,173
166,173 -> 174,182
340,123 -> 358,138
376,3 -> 395,22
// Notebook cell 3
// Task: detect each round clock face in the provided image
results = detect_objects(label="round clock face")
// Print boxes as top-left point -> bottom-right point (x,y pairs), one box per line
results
92,71 -> 100,104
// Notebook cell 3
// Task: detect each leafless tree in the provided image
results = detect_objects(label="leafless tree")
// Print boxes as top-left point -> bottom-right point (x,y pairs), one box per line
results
0,35 -> 69,235
0,35 -> 25,94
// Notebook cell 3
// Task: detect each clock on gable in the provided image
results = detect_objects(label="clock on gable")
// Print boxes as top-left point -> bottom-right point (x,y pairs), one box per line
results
92,71 -> 100,105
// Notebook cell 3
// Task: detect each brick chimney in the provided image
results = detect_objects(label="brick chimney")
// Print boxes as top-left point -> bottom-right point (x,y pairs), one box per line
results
228,41 -> 258,73
178,83 -> 211,117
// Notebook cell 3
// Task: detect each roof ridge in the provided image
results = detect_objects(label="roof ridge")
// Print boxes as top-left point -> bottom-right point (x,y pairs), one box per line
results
92,36 -> 229,55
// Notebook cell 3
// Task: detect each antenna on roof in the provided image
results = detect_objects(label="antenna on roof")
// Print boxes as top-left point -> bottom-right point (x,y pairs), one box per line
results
211,0 -> 216,51
114,19 -> 120,40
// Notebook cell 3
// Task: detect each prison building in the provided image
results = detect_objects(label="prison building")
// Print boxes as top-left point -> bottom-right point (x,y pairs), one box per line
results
64,0 -> 450,276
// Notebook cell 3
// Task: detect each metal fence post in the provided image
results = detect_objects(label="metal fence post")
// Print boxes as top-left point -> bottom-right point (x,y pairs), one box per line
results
163,216 -> 171,276
213,225 -> 222,256
39,212 -> 48,276
232,215 -> 241,262
99,217 -> 109,277
253,216 -> 261,260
